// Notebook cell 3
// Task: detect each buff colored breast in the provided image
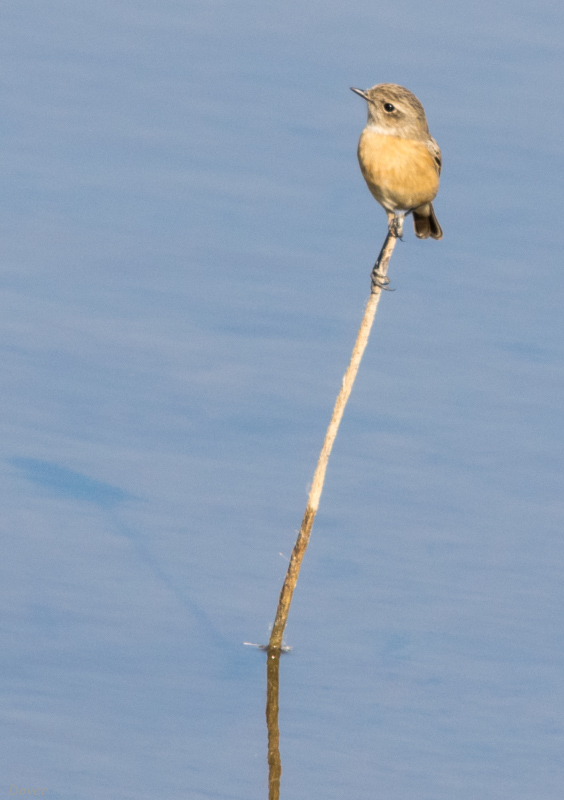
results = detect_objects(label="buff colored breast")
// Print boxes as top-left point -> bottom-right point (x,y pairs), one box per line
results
357,129 -> 439,212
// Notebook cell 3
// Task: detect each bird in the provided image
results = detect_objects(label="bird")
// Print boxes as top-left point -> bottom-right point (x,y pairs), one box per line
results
351,83 -> 443,240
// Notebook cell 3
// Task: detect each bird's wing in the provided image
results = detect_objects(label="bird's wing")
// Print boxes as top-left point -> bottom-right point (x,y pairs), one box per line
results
427,137 -> 442,176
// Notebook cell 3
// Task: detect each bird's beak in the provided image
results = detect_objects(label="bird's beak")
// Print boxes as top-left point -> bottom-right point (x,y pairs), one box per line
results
350,87 -> 369,101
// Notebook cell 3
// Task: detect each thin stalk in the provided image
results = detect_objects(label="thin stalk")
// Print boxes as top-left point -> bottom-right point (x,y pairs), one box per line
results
268,220 -> 402,651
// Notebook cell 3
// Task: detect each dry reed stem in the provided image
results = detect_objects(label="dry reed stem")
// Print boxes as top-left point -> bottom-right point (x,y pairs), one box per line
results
268,223 -> 401,651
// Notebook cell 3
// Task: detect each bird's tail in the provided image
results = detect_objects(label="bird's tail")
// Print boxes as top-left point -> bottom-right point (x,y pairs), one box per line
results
412,203 -> 443,240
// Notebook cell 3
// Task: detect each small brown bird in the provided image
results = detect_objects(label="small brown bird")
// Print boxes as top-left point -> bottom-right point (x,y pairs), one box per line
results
351,83 -> 443,240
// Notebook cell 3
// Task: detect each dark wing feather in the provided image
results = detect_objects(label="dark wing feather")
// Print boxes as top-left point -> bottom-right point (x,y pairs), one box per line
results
427,136 -> 442,175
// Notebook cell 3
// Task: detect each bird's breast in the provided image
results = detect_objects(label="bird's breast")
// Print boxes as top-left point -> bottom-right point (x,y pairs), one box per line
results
357,129 -> 439,211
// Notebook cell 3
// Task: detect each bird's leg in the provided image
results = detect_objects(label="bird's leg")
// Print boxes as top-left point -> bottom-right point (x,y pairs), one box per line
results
388,212 -> 405,239
371,212 -> 403,291
370,230 -> 396,293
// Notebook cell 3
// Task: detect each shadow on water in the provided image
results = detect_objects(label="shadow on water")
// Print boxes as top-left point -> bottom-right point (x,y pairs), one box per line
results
12,456 -> 291,787
9,456 -> 134,508
8,456 -> 251,679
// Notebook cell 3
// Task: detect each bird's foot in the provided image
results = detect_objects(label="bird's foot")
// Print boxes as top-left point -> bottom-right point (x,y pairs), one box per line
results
371,270 -> 394,293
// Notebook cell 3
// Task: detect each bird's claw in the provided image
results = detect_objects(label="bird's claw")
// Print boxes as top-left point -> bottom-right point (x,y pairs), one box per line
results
371,272 -> 394,292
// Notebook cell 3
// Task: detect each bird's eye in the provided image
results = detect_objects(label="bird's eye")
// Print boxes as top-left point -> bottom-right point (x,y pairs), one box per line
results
383,102 -> 395,113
